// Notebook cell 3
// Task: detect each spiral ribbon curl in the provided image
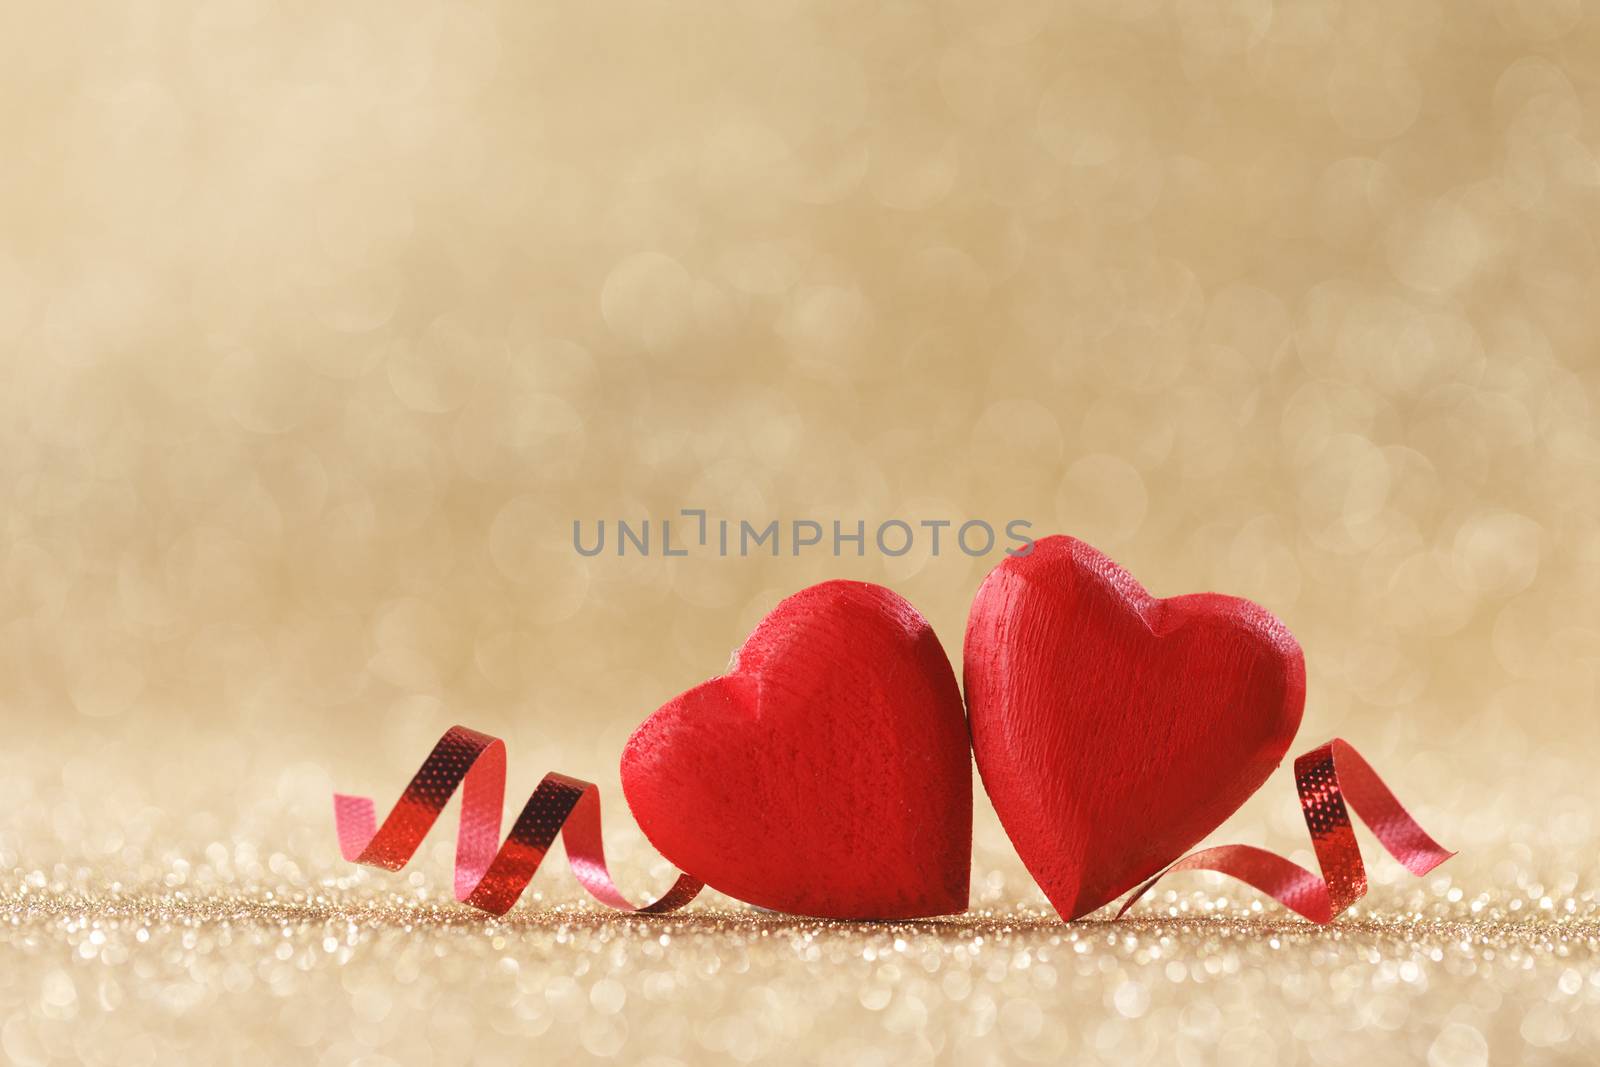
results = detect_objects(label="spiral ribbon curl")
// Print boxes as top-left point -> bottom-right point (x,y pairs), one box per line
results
334,725 -> 702,917
335,729 -> 1447,923
1117,738 -> 1454,923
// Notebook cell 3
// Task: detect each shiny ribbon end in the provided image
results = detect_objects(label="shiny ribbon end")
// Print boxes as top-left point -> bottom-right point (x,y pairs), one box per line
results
332,726 -> 702,916
1115,739 -> 1453,925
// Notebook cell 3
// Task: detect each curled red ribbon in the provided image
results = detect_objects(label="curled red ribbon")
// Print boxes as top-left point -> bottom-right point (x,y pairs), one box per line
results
335,728 -> 1448,923
1117,738 -> 1454,923
334,725 -> 702,916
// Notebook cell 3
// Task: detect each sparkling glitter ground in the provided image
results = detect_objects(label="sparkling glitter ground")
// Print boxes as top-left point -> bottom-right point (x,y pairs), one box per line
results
5,723 -> 1598,1065
3,884 -> 1598,1065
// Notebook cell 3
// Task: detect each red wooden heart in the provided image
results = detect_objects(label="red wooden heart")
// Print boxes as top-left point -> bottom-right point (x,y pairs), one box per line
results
621,580 -> 971,919
964,535 -> 1305,920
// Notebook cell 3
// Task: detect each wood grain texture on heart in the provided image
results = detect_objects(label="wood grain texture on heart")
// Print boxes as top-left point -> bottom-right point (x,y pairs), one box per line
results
621,580 -> 972,920
964,535 -> 1305,921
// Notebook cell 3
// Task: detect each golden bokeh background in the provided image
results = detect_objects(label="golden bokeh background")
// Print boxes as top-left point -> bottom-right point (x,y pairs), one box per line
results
2,1 -> 1599,1064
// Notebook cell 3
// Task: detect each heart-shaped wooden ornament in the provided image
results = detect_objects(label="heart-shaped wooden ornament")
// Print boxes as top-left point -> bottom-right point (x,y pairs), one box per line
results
964,535 -> 1305,920
621,580 -> 971,919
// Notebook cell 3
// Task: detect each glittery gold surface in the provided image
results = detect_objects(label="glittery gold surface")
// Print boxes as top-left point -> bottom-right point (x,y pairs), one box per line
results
3,0 -> 1600,1063
3,888 -> 1598,1064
